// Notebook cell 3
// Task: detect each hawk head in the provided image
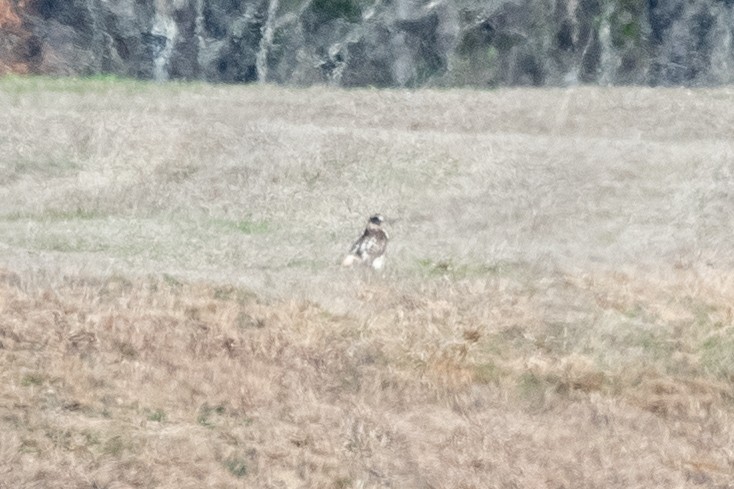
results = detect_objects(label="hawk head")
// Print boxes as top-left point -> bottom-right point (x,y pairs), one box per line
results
368,214 -> 385,226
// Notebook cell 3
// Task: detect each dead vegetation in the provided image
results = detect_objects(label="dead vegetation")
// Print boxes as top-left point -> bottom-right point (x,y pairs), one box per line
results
1,265 -> 733,488
1,77 -> 734,487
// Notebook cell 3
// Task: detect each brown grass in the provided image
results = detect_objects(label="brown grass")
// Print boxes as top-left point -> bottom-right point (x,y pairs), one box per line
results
1,77 -> 733,487
1,267 -> 733,488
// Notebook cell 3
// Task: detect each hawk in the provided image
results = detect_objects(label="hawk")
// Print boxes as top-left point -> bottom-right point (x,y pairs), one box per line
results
342,214 -> 389,270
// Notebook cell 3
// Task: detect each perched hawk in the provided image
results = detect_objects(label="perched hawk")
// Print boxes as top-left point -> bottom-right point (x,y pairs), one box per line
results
342,214 -> 389,270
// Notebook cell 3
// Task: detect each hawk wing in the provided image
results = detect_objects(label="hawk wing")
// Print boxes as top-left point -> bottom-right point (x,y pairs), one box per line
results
351,229 -> 387,261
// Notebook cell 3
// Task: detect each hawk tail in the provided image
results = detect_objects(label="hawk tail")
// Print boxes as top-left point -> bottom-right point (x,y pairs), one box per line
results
342,254 -> 358,267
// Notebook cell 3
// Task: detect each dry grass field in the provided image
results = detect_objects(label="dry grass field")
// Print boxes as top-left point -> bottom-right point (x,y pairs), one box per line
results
1,76 -> 734,488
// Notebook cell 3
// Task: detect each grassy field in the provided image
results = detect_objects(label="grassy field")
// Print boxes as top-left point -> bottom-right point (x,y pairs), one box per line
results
1,76 -> 734,487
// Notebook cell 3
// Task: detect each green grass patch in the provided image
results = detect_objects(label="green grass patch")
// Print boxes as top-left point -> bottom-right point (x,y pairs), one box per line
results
482,327 -> 531,357
236,312 -> 266,329
210,218 -> 270,235
700,335 -> 734,381
620,327 -> 675,360
197,403 -> 226,428
113,340 -> 138,360
47,208 -> 104,221
154,162 -> 200,183
285,258 -> 324,269
516,371 -> 552,409
162,273 -> 184,290
333,477 -> 352,489
19,438 -> 41,454
416,258 -> 515,278
472,361 -> 503,384
81,430 -> 101,447
3,158 -> 82,181
102,435 -> 126,457
34,235 -> 110,253
0,208 -> 106,222
691,301 -> 720,328
147,409 -> 166,422
223,456 -> 248,477
0,74 -> 159,94
21,373 -> 45,387
213,285 -> 257,304
0,75 -> 215,109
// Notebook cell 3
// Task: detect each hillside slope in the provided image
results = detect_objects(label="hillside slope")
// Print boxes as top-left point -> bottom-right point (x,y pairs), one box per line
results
1,78 -> 733,486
